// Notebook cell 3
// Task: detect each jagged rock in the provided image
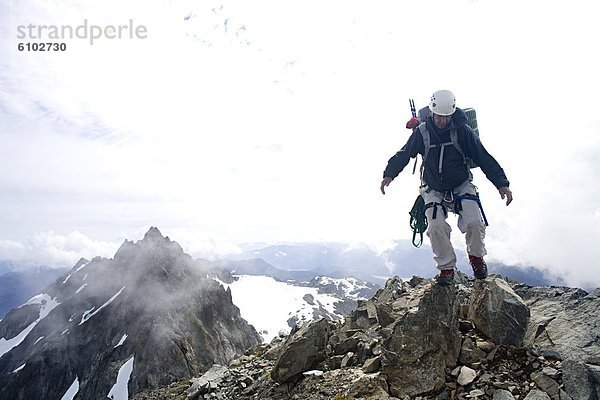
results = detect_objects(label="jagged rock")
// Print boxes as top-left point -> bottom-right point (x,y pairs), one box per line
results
459,337 -> 486,365
457,366 -> 477,386
561,360 -> 600,400
542,366 -> 560,379
468,389 -> 486,397
341,351 -> 355,368
185,364 -> 228,398
270,318 -> 333,383
521,286 -> 600,399
382,284 -> 461,397
531,371 -> 559,399
408,276 -> 427,287
523,389 -> 551,400
374,302 -> 395,327
346,372 -> 391,400
332,334 -> 361,355
476,340 -> 496,352
468,278 -> 530,347
493,389 -> 516,399
362,356 -> 381,373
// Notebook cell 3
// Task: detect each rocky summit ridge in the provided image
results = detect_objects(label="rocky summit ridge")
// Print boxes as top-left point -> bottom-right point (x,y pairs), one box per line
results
133,275 -> 599,400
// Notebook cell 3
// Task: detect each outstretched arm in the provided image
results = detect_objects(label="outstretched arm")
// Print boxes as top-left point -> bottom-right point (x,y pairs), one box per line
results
381,129 -> 423,195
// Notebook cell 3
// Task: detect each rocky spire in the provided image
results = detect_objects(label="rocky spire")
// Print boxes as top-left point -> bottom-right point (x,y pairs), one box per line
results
143,226 -> 166,241
0,228 -> 261,400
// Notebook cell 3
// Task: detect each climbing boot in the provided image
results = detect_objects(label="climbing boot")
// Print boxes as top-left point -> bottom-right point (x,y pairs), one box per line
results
469,255 -> 488,279
436,268 -> 455,286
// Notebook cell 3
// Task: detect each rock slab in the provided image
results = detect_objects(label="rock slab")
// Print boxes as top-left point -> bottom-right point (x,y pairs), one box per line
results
469,278 -> 530,347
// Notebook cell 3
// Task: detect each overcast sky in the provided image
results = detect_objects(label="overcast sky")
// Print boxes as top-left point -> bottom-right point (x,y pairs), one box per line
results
1,0 -> 599,288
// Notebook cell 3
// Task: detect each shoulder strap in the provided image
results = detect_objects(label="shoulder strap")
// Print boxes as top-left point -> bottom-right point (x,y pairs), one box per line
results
450,129 -> 466,160
451,128 -> 474,179
418,123 -> 431,162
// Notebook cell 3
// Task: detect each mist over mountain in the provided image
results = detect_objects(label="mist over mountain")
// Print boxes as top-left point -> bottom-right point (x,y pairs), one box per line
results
226,241 -> 565,287
0,227 -> 260,400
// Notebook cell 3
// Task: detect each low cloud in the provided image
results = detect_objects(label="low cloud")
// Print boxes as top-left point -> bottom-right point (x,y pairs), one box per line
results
0,231 -> 119,269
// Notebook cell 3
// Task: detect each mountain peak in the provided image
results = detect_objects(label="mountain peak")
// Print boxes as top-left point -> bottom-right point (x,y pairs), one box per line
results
143,226 -> 166,241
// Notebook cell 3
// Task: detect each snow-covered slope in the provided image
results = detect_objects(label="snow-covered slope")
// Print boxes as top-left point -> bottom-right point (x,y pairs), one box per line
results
218,274 -> 379,342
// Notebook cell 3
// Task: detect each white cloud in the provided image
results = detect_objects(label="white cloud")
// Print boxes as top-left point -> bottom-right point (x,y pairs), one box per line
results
0,231 -> 118,268
1,0 -> 599,288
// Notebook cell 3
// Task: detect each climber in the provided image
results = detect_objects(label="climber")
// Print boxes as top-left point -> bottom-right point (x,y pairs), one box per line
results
380,90 -> 513,285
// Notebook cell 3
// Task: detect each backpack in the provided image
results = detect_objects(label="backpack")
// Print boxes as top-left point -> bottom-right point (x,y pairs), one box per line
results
416,106 -> 480,171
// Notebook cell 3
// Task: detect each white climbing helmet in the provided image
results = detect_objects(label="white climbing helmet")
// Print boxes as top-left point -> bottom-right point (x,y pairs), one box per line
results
429,90 -> 456,116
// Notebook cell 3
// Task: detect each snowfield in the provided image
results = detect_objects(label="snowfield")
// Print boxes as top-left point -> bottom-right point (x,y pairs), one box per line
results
220,275 -> 343,342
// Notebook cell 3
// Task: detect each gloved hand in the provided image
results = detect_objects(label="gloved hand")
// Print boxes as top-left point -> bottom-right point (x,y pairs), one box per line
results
405,116 -> 419,129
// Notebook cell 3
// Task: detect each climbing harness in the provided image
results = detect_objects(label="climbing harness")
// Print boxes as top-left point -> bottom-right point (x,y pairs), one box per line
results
454,194 -> 489,226
423,191 -> 489,227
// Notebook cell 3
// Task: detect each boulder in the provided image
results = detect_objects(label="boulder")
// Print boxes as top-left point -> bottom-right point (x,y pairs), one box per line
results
185,364 -> 228,397
362,357 -> 381,373
523,389 -> 551,400
493,389 -> 516,399
346,372 -> 390,400
459,337 -> 486,365
270,318 -> 333,383
468,278 -> 530,347
457,366 -> 477,386
531,371 -> 559,399
382,283 -> 461,397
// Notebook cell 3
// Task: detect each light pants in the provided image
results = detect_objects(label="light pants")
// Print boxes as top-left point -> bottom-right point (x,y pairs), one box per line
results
420,180 -> 486,271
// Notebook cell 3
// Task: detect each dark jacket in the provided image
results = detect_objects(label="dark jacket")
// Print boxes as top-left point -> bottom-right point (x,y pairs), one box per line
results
383,108 -> 510,192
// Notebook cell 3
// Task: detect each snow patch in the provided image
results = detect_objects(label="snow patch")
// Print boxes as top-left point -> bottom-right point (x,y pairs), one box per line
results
80,307 -> 96,323
83,273 -> 88,281
75,283 -> 88,294
75,261 -> 89,272
33,336 -> 44,345
60,376 -> 80,400
62,274 -> 73,284
0,294 -> 60,358
107,356 -> 134,400
12,363 -> 26,373
79,286 -> 125,325
114,334 -> 128,348
21,293 -> 51,307
213,277 -> 229,287
61,329 -> 69,335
